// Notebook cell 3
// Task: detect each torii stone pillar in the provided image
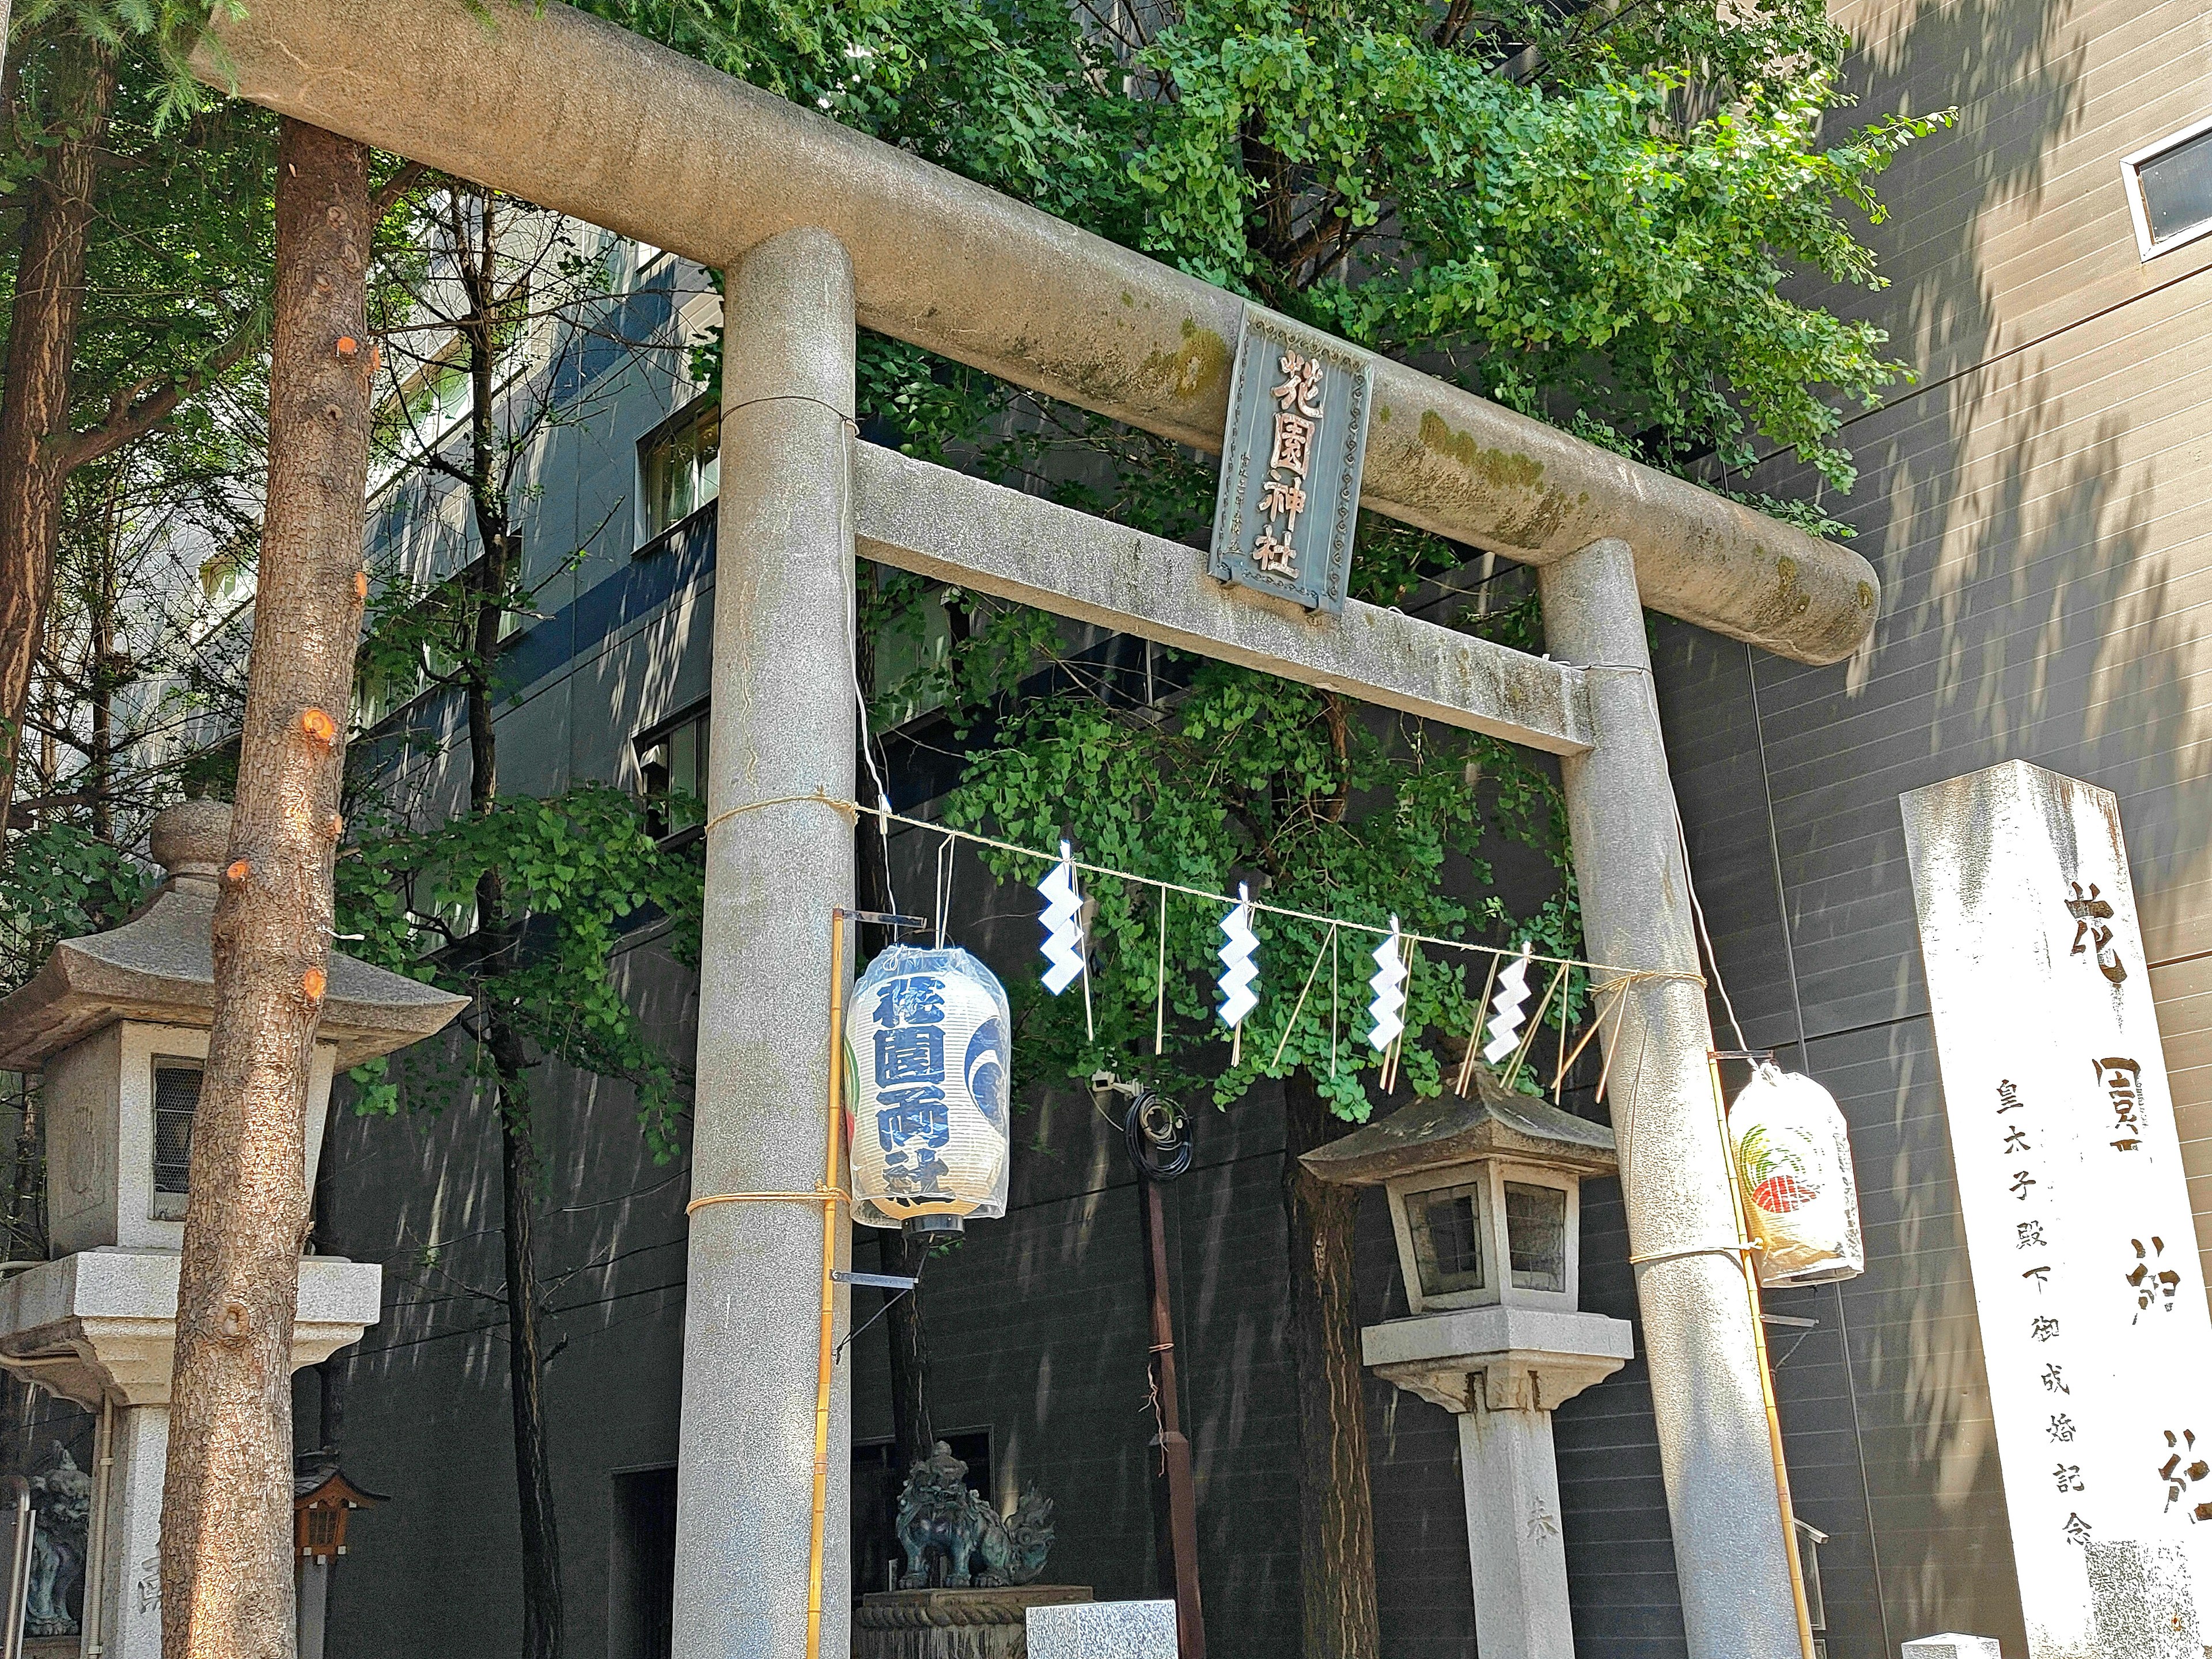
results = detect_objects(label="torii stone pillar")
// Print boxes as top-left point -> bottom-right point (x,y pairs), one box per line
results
673,226 -> 858,1659
1540,538 -> 1803,1656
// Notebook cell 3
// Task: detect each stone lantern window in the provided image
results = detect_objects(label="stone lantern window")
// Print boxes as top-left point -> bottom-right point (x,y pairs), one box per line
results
1391,1160 -> 1580,1313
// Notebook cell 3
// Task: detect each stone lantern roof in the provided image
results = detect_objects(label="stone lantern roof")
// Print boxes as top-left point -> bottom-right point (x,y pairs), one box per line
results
0,800 -> 466,1071
1298,1063 -> 1618,1187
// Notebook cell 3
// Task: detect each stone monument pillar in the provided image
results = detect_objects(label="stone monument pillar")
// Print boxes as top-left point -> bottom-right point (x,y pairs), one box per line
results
1301,1068 -> 1633,1658
0,802 -> 464,1658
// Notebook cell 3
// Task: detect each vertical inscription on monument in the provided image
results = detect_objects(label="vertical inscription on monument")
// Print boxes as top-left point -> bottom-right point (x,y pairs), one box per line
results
1207,308 -> 1372,615
1903,759 -> 2212,1659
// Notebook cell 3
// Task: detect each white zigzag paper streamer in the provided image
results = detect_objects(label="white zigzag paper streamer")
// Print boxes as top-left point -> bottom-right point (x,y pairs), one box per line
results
1217,884 -> 1259,1029
1366,917 -> 1408,1052
1037,840 -> 1085,995
1482,943 -> 1536,1063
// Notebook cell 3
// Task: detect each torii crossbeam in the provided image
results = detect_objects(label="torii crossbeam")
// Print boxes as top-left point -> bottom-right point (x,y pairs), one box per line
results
194,7 -> 1874,1658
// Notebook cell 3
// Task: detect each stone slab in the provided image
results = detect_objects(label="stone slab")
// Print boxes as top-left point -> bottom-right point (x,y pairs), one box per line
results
1900,1638 -> 2002,1659
1024,1600 -> 1175,1659
1902,761 -> 2212,1653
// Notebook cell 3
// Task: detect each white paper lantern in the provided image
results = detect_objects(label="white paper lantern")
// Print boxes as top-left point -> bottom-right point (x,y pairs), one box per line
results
1729,1062 -> 1865,1286
846,945 -> 1012,1232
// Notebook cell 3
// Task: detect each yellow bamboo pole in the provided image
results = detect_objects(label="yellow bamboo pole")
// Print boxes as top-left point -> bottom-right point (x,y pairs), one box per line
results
805,908 -> 849,1659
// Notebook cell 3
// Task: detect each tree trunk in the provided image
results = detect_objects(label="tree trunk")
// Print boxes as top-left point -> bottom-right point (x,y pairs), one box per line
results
494,1029 -> 566,1659
0,31 -> 115,820
1279,1072 -> 1381,1659
449,181 -> 568,1659
160,120 -> 373,1659
884,1227 -> 935,1474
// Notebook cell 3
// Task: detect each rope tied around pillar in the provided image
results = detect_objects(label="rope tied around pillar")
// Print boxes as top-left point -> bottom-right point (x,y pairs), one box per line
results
684,1184 -> 850,1217
700,787 -> 860,838
720,391 -> 860,433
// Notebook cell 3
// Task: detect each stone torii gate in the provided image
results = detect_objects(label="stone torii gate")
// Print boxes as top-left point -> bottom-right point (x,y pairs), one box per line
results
191,5 -> 1881,1657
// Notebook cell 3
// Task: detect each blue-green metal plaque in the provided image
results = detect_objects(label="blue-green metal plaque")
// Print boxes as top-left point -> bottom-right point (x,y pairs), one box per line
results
1207,308 -> 1373,615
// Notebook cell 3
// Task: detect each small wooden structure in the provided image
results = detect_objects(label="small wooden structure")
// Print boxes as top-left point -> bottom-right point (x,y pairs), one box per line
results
294,1466 -> 385,1562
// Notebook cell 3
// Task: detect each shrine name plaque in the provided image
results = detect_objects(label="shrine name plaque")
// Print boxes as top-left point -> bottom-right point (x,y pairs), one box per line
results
1903,759 -> 2212,1658
1207,306 -> 1372,615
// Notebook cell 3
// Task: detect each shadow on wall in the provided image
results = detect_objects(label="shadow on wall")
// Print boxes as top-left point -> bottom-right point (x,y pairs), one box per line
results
1662,0 -> 2212,1648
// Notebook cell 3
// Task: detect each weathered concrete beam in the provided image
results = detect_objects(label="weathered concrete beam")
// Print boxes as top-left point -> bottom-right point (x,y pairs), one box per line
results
855,444 -> 1593,755
193,0 -> 1879,666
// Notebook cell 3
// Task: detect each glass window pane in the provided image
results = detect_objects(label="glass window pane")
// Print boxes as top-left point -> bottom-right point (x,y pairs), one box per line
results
1407,1181 -> 1486,1297
669,719 -> 699,801
2141,127 -> 2212,245
1505,1181 -> 1567,1291
153,1060 -> 202,1198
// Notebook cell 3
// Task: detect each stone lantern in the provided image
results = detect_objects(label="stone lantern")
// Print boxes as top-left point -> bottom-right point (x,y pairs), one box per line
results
1301,1067 -> 1633,1659
0,801 -> 464,1659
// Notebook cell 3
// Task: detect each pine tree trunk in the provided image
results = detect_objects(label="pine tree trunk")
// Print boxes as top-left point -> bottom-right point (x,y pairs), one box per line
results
0,31 -> 115,819
1280,1072 -> 1381,1659
160,120 -> 373,1659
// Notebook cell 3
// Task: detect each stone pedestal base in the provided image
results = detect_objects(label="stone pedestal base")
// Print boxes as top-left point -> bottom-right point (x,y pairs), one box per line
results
855,1586 -> 1092,1659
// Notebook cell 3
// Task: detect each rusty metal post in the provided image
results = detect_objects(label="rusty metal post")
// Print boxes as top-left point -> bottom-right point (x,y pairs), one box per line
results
1138,1176 -> 1206,1658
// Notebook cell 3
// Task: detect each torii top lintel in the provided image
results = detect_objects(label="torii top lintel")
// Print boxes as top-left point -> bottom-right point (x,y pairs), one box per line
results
194,0 -> 1879,668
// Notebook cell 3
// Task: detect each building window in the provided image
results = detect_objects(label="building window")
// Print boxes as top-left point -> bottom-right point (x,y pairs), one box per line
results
635,704 -> 709,838
2123,116 -> 2212,260
152,1058 -> 201,1218
639,397 -> 719,547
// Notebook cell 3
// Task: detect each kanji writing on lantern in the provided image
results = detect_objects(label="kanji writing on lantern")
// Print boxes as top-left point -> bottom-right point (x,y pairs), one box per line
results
872,974 -> 951,1191
2063,1513 -> 2092,1547
2011,1169 -> 2038,1199
2022,1264 -> 2051,1291
2042,1363 -> 2069,1393
2066,880 -> 2127,983
2018,1220 -> 2046,1249
2003,1126 -> 2031,1154
2094,1055 -> 2144,1150
2031,1316 -> 2062,1343
1996,1078 -> 2026,1113
2049,1414 -> 2078,1443
2129,1236 -> 2181,1319
2054,1463 -> 2084,1493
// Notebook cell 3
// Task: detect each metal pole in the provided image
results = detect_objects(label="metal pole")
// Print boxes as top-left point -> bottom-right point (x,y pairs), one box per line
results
1138,1177 -> 1206,1658
1537,537 -> 1802,1659
673,224 -> 857,1659
3,1474 -> 31,1659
